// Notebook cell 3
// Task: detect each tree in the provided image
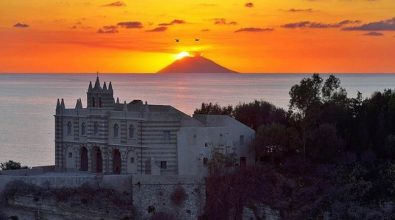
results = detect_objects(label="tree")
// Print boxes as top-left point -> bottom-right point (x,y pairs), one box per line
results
233,100 -> 287,130
253,123 -> 289,163
194,102 -> 233,115
0,160 -> 26,170
308,123 -> 343,162
289,73 -> 323,115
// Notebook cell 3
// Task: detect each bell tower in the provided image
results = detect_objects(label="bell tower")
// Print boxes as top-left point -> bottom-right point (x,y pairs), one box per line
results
87,74 -> 115,108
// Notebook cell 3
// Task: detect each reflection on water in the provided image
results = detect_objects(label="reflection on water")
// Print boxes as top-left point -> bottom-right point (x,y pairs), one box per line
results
0,73 -> 394,166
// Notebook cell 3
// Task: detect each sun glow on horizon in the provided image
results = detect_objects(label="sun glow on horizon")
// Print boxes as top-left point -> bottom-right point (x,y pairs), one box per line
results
175,51 -> 191,60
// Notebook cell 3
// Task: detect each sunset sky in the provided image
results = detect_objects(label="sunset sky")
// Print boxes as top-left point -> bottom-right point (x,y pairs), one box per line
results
0,0 -> 394,73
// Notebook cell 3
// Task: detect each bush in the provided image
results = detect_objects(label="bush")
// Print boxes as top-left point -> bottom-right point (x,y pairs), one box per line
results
0,160 -> 27,170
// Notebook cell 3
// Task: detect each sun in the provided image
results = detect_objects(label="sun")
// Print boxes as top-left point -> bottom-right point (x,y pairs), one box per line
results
175,51 -> 191,60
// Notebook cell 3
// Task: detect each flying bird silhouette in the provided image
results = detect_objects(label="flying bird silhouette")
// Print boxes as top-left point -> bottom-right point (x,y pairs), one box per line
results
175,39 -> 180,43
195,38 -> 200,42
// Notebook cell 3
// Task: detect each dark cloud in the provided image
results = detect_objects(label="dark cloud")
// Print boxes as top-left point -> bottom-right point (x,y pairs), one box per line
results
97,25 -> 118,34
343,17 -> 395,31
235,27 -> 274,33
287,8 -> 313,13
282,20 -> 360,29
13,23 -> 29,28
245,2 -> 254,8
158,19 -> 186,26
103,1 -> 126,7
364,31 -> 384,36
117,21 -> 143,29
213,18 -> 238,25
146,26 -> 167,32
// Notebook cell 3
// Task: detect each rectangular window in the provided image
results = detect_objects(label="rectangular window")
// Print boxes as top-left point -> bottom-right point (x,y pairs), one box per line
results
204,143 -> 208,147
130,157 -> 134,164
240,135 -> 245,145
160,161 -> 167,169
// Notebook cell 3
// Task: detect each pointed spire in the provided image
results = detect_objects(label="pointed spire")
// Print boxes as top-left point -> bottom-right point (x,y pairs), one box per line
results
94,73 -> 101,90
75,98 -> 83,109
103,82 -> 107,91
88,81 -> 92,91
56,99 -> 61,109
61,99 -> 65,109
123,101 -> 128,111
108,81 -> 113,93
116,97 -> 120,104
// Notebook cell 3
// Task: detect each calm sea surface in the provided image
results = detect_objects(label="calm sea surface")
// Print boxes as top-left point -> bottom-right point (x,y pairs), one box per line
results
0,73 -> 394,166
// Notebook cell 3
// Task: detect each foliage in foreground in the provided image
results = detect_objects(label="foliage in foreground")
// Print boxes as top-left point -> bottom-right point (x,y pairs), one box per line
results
0,160 -> 28,171
197,74 -> 395,219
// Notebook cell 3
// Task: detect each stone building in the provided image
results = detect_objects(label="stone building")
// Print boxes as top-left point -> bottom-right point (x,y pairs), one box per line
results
55,76 -> 255,175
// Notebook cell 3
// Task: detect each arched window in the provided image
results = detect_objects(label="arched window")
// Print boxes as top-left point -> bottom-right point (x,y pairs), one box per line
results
81,122 -> 86,136
113,123 -> 119,138
92,97 -> 95,107
94,122 -> 99,135
67,121 -> 72,135
129,124 -> 134,138
99,97 -> 102,107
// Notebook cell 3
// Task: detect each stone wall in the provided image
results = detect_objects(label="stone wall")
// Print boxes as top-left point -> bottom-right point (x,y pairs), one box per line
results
132,175 -> 205,219
0,174 -> 205,220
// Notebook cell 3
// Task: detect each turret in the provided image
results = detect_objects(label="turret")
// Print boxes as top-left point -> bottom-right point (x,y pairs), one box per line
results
93,75 -> 101,91
108,82 -> 113,94
56,99 -> 61,114
87,75 -> 115,108
61,99 -> 65,109
88,81 -> 92,91
75,98 -> 83,109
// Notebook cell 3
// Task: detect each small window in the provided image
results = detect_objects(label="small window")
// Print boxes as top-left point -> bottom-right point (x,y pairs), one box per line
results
81,123 -> 86,136
163,131 -> 171,142
67,121 -> 72,135
113,123 -> 119,138
204,143 -> 208,147
240,135 -> 245,145
68,152 -> 73,158
94,122 -> 99,135
130,157 -> 135,163
203,157 -> 208,166
160,161 -> 167,169
219,133 -> 223,137
193,134 -> 197,138
129,124 -> 134,138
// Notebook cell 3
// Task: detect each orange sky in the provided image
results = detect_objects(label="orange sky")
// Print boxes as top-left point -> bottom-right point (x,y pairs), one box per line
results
0,0 -> 394,73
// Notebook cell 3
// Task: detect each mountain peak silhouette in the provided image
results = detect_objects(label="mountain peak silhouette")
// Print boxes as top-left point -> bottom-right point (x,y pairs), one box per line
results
157,55 -> 238,74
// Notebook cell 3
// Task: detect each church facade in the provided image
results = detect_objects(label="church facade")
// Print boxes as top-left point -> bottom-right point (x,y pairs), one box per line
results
55,76 -> 255,175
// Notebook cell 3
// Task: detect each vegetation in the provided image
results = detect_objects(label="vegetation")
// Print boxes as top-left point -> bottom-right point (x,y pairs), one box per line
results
0,180 -> 136,218
196,74 -> 395,219
0,160 -> 27,170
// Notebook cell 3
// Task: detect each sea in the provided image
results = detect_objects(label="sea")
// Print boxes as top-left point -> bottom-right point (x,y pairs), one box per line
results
0,73 -> 394,167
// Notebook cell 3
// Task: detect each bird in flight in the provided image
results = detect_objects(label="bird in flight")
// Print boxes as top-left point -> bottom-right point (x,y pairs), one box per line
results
175,39 -> 180,43
195,38 -> 200,42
